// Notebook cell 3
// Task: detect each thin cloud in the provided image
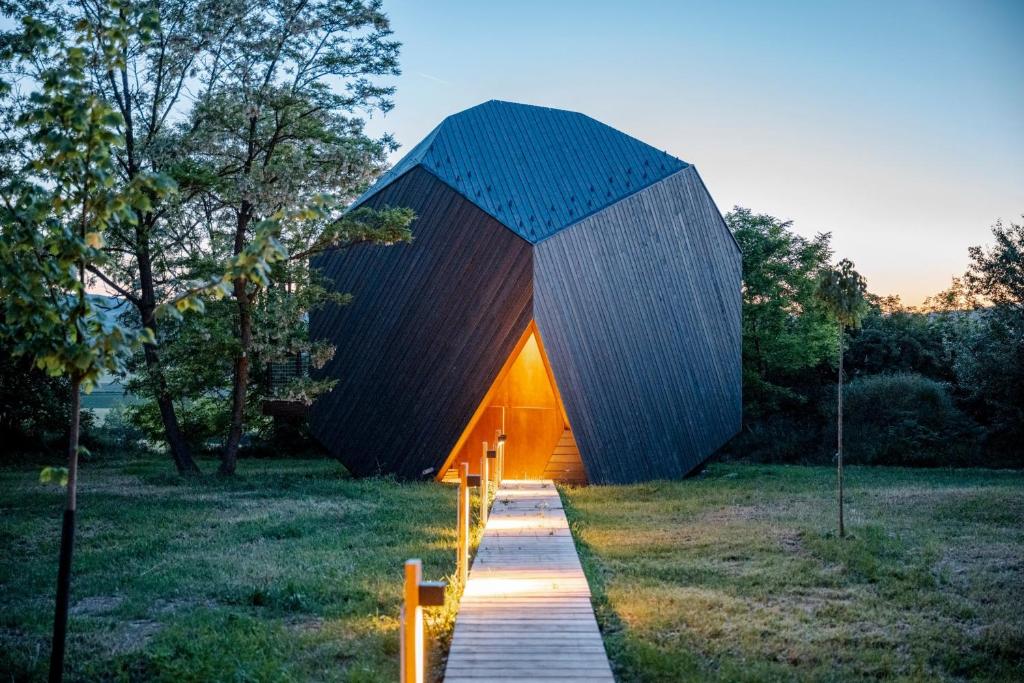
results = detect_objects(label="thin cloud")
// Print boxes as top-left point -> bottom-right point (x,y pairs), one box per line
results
416,71 -> 453,86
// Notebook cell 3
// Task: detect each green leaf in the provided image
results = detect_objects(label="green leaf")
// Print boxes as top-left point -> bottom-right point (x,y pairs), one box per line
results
39,466 -> 69,487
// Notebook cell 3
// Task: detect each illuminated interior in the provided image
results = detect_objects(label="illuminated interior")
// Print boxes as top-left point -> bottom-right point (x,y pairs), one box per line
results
438,322 -> 586,483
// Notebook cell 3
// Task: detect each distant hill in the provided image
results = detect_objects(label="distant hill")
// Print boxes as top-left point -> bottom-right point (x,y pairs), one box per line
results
82,294 -> 137,421
87,293 -> 133,327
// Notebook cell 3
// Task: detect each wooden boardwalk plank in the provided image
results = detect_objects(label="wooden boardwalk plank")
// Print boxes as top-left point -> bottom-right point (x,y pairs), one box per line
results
444,480 -> 613,682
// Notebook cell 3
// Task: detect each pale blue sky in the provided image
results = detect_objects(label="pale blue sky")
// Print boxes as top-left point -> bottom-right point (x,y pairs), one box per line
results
362,0 -> 1024,305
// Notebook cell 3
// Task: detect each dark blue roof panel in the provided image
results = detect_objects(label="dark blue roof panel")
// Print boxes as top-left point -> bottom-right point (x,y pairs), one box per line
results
354,100 -> 689,243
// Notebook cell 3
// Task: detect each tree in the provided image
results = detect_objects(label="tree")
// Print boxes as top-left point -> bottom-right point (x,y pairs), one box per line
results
175,0 -> 413,474
0,336 -> 74,457
952,219 -> 1024,463
922,276 -> 978,313
845,294 -> 949,382
816,258 -> 868,537
1,0 -> 414,474
965,218 -> 1024,310
0,11 -> 172,678
726,207 -> 838,417
0,0 -> 236,474
916,221 -> 1024,466
0,8 -> 287,677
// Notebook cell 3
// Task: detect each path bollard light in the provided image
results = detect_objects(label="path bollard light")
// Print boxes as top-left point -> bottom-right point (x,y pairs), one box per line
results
400,559 -> 446,683
479,444 -> 490,526
465,473 -> 482,524
494,430 -> 501,483
497,433 -> 507,483
457,463 -> 470,585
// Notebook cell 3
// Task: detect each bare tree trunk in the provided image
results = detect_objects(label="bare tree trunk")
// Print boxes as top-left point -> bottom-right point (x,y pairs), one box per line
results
142,339 -> 200,475
48,376 -> 80,683
220,112 -> 260,475
837,326 -> 845,538
106,52 -> 200,476
220,278 -> 252,475
138,248 -> 201,475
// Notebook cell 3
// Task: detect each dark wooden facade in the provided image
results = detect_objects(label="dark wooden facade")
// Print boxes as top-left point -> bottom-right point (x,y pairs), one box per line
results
534,167 -> 742,483
309,166 -> 533,478
310,101 -> 741,483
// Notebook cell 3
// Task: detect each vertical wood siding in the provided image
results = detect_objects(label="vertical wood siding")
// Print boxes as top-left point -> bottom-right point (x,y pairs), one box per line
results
534,166 -> 742,484
309,167 -> 533,478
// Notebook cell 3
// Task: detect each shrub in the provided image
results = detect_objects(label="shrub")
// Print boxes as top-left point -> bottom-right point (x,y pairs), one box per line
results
128,394 -> 231,452
0,348 -> 72,458
718,409 -> 827,465
833,373 -> 979,467
247,416 -> 326,458
86,404 -> 145,452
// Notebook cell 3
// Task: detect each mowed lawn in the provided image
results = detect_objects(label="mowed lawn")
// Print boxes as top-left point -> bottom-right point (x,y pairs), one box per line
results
561,464 -> 1024,682
0,455 -> 464,682
4,457 -> 1022,682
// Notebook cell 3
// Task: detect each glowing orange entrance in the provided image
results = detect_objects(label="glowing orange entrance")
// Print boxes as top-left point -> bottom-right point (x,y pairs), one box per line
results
438,322 -> 585,483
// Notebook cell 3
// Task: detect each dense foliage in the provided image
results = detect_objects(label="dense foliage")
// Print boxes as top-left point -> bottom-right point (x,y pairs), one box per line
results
845,297 -> 949,379
727,207 -> 837,417
833,373 -> 977,467
0,0 -> 414,474
0,341 -> 73,454
724,210 -> 1024,469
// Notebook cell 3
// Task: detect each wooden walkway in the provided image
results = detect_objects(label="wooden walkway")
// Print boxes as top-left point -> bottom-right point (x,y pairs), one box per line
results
444,480 -> 614,682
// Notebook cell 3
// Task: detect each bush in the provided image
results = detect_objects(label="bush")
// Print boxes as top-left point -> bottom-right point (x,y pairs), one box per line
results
718,409 -> 827,465
247,415 -> 325,458
128,394 -> 231,452
0,346 -> 103,462
85,404 -> 145,452
942,309 -> 1024,468
833,373 -> 979,467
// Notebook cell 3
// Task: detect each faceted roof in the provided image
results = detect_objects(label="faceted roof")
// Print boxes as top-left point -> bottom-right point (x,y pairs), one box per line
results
354,100 -> 689,243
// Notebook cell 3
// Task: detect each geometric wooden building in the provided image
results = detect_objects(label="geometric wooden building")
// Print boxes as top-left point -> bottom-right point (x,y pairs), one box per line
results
309,101 -> 741,484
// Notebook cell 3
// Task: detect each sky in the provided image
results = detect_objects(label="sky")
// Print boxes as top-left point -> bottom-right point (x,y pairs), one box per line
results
360,0 -> 1024,306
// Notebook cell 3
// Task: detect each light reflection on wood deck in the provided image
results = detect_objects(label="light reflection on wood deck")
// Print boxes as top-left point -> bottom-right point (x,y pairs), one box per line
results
443,480 -> 614,682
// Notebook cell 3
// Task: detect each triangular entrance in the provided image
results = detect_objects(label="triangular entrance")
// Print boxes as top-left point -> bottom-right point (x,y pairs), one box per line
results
439,322 -> 585,483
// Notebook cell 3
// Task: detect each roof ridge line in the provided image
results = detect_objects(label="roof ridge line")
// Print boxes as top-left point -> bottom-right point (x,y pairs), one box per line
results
351,101 -> 691,242
689,166 -> 742,256
404,164 -> 535,245
531,166 -> 693,246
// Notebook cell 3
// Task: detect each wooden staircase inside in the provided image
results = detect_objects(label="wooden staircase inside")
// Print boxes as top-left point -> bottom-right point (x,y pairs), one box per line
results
541,429 -> 586,484
444,428 -> 586,485
440,325 -> 590,485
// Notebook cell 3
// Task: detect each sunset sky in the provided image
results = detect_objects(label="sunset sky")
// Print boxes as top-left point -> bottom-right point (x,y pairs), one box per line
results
362,0 -> 1024,306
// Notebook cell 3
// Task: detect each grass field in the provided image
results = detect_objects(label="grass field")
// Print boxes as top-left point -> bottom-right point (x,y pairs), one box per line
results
3,458 -> 1022,682
0,455 -> 469,682
561,464 -> 1024,682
